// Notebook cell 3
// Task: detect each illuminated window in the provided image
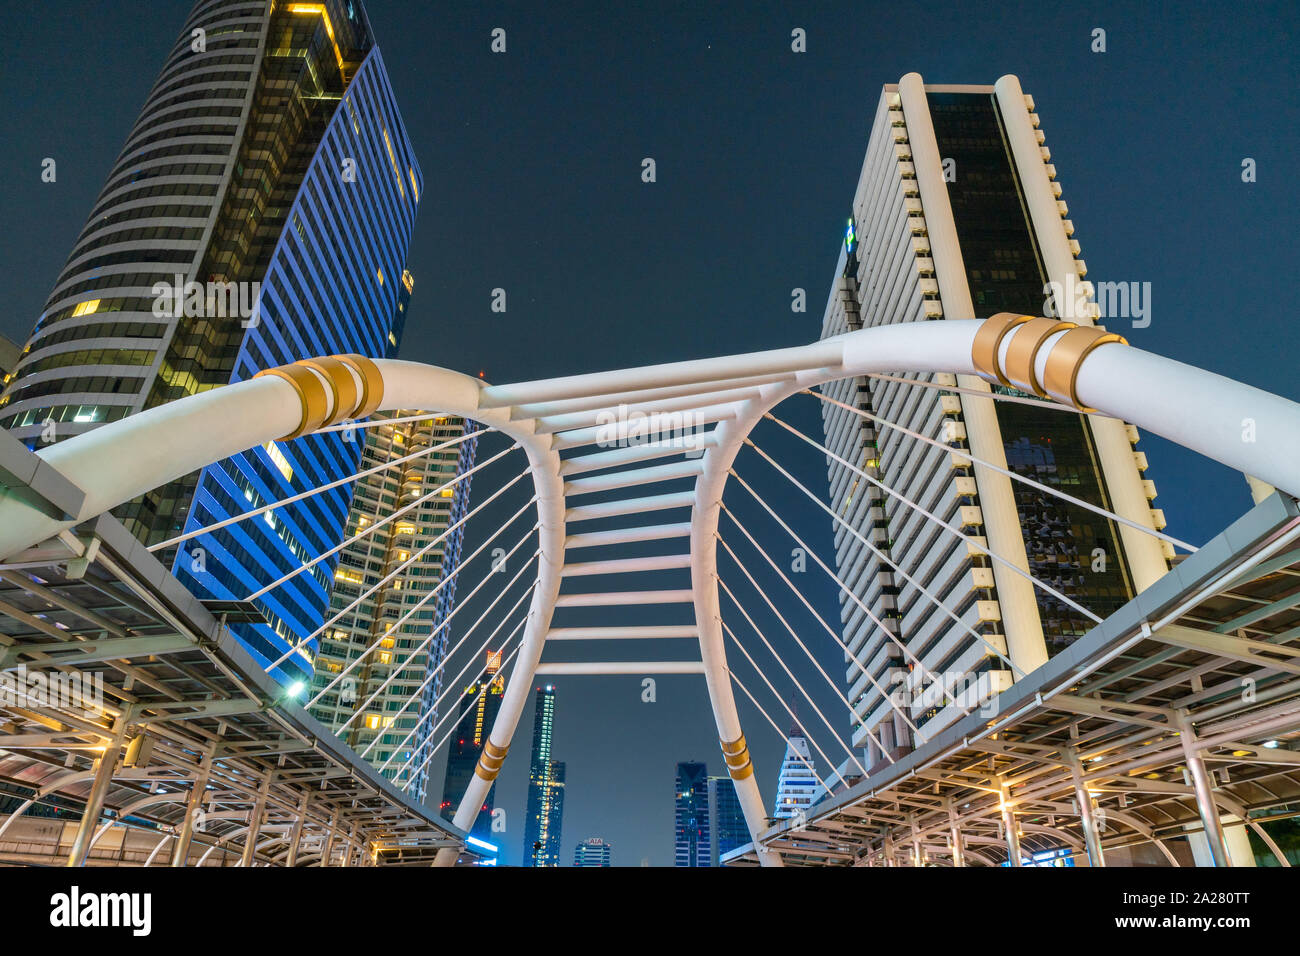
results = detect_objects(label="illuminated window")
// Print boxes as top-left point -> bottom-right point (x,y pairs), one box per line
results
263,441 -> 293,481
440,488 -> 454,498
71,299 -> 101,317
376,268 -> 384,286
408,169 -> 419,202
382,127 -> 406,198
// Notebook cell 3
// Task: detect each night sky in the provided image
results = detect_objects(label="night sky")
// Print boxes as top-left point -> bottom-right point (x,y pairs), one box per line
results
5,0 -> 1299,866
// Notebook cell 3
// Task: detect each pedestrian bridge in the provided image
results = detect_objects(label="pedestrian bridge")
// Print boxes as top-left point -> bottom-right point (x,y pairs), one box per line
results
1,314 -> 1297,866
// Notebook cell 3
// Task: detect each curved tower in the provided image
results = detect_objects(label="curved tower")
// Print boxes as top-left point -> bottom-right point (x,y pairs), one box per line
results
0,0 -> 424,678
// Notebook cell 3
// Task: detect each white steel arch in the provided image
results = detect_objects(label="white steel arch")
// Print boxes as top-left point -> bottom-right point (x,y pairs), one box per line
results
2,315 -> 1299,867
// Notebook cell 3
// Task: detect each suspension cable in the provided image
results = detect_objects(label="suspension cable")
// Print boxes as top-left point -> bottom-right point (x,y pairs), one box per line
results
717,574 -> 870,778
811,389 -> 1196,553
719,507 -> 927,743
150,429 -> 483,552
761,412 -> 1105,625
245,442 -> 519,603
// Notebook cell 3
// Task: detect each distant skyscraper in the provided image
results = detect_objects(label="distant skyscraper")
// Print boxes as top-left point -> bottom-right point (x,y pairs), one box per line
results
573,838 -> 612,867
675,761 -> 710,867
772,725 -> 817,820
0,1 -> 425,680
307,414 -> 477,803
436,650 -> 505,837
707,775 -> 746,866
524,685 -> 565,866
820,74 -> 1169,772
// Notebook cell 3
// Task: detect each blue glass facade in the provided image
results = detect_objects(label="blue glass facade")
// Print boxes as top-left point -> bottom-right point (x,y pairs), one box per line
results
174,48 -> 423,680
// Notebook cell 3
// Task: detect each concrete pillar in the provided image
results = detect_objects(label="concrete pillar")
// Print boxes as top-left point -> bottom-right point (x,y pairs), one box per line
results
993,73 -> 1168,593
897,71 -> 1049,676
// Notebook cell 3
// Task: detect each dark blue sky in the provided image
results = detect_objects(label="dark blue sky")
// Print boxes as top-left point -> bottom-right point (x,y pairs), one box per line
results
5,0 -> 1299,865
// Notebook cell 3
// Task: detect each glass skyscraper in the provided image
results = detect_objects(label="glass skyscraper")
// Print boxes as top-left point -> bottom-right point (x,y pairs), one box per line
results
307,413 -> 480,804
675,761 -> 710,867
438,650 -> 505,838
523,685 -> 565,866
0,1 -> 424,681
820,73 -> 1170,772
707,775 -> 746,866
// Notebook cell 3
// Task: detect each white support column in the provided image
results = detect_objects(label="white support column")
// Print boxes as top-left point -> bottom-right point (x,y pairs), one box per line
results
898,71 -> 1049,675
1177,712 -> 1232,866
171,743 -> 216,867
240,771 -> 272,868
65,709 -> 133,867
285,793 -> 309,868
1068,753 -> 1106,867
993,73 -> 1168,592
947,801 -> 965,868
999,780 -> 1022,866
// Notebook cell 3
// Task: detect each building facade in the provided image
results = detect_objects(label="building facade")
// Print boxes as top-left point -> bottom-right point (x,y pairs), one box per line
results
0,1 -> 424,680
772,726 -> 818,820
820,74 -> 1169,773
573,838 -> 612,867
675,761 -> 710,867
307,414 -> 479,803
523,685 -> 565,866
437,650 -> 505,838
707,775 -> 746,866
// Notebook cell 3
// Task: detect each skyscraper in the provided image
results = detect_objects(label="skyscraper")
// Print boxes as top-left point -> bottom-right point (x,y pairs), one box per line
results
307,414 -> 480,803
573,838 -> 613,867
707,775 -> 746,866
0,1 -> 424,680
523,685 -> 565,866
675,761 -> 710,867
820,74 -> 1169,773
772,725 -> 818,820
437,650 -> 505,838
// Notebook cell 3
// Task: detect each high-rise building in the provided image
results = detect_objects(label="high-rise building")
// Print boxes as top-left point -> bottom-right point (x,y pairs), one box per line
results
436,649 -> 505,837
523,685 -> 565,866
0,1 -> 424,680
573,838 -> 612,867
772,725 -> 818,820
819,74 -> 1169,773
307,415 -> 479,803
707,775 -> 746,866
0,334 -> 21,378
675,761 -> 710,867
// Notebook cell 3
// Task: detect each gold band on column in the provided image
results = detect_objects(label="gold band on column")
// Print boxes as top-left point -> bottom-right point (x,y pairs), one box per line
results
1042,325 -> 1127,413
336,353 -> 385,419
253,364 -> 331,439
1002,317 -> 1076,398
295,357 -> 359,427
971,313 -> 1033,387
474,740 -> 509,781
720,735 -> 753,780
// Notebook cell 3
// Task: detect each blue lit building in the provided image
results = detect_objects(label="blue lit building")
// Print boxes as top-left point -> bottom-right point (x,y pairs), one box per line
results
0,2 -> 427,683
708,775 -> 746,866
675,761 -> 710,867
